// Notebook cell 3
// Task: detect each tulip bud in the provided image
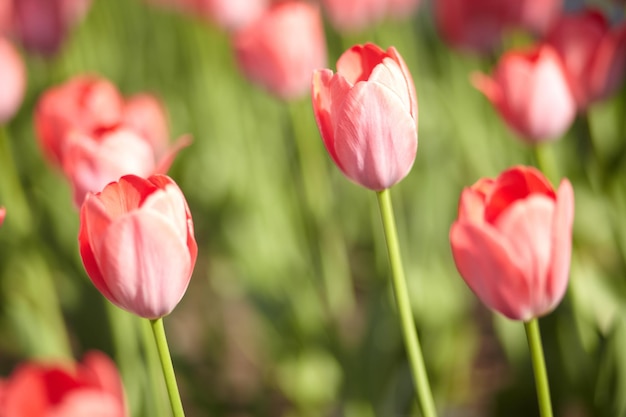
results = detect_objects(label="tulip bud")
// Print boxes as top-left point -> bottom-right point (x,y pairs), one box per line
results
450,166 -> 574,321
312,43 -> 418,191
233,1 -> 327,100
78,174 -> 197,319
472,44 -> 576,143
546,8 -> 626,110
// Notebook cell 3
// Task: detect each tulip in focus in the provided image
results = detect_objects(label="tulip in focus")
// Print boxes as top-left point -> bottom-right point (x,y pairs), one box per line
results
79,174 -> 197,319
472,45 -> 576,142
0,37 -> 26,124
233,1 -> 327,100
0,351 -> 128,417
312,43 -> 418,191
450,166 -> 574,321
546,9 -> 626,110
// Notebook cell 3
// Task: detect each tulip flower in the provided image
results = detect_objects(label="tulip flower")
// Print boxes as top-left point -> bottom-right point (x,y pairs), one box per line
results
311,43 -> 418,191
78,174 -> 197,319
35,75 -> 124,167
513,0 -> 562,35
0,37 -> 26,124
435,0 -> 512,53
0,351 -> 127,417
6,0 -> 92,56
471,44 -> 576,143
0,207 -> 5,227
545,8 -> 626,110
321,0 -> 387,32
233,1 -> 327,100
450,166 -> 574,321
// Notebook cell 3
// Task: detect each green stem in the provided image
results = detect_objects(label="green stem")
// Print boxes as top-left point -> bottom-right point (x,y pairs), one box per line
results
376,189 -> 437,417
524,319 -> 554,417
533,144 -> 559,186
150,318 -> 185,417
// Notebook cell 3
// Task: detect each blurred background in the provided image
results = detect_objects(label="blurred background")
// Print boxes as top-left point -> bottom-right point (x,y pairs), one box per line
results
0,0 -> 625,416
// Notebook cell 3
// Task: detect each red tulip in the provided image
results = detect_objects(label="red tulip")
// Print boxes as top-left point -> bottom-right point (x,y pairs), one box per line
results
513,0 -> 562,35
0,351 -> 127,417
545,9 -> 626,110
233,1 -> 327,100
79,174 -> 197,319
450,166 -> 574,321
0,37 -> 26,124
435,0 -> 512,53
472,44 -> 575,142
312,43 -> 417,191
8,0 -> 92,56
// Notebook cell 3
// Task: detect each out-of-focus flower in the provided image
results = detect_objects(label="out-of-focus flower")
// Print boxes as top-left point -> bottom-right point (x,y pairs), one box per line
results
233,1 -> 326,100
0,37 -> 26,124
79,174 -> 197,319
0,351 -> 128,417
4,0 -> 92,56
35,75 -> 190,206
450,166 -> 574,321
545,8 -> 626,110
35,76 -> 124,167
0,208 -> 5,227
435,0 -> 512,53
143,0 -> 268,31
312,43 -> 417,191
471,45 -> 575,142
321,0 -> 421,32
513,0 -> 562,35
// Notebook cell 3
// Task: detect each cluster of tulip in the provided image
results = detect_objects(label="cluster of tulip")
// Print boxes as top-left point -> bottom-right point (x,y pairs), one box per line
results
0,0 -> 624,416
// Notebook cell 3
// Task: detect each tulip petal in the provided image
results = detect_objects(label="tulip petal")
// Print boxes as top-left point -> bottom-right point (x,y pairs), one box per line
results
141,181 -> 188,242
450,221 -> 531,320
49,390 -> 125,417
368,57 -> 412,114
493,194 -> 555,317
95,211 -> 192,319
546,179 -> 574,314
336,44 -> 387,85
334,81 -> 417,190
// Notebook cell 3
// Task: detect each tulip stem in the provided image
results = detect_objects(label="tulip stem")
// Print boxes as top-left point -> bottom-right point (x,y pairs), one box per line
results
150,318 -> 185,417
376,189 -> 437,417
524,319 -> 554,417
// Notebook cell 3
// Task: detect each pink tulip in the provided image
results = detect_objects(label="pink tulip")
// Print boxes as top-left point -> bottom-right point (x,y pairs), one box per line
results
312,43 -> 417,191
199,0 -> 268,31
545,9 -> 626,110
0,351 -> 127,417
35,76 -> 124,167
0,37 -> 26,124
450,166 -> 574,321
9,0 -> 92,56
471,44 -> 575,142
321,0 -> 386,32
435,0 -> 513,53
0,207 -> 5,227
79,174 -> 197,319
122,94 -> 170,157
233,1 -> 327,100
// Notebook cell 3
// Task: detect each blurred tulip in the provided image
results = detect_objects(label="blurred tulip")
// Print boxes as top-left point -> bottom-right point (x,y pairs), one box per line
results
35,75 -> 189,206
450,166 -> 574,321
35,76 -> 124,167
312,43 -> 418,191
0,351 -> 128,417
234,1 -> 327,100
79,174 -> 197,319
0,37 -> 26,124
0,207 -> 5,227
513,0 -> 562,35
7,0 -> 92,56
472,45 -> 575,142
200,0 -> 268,31
321,0 -> 386,32
435,0 -> 512,53
545,8 -> 626,110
